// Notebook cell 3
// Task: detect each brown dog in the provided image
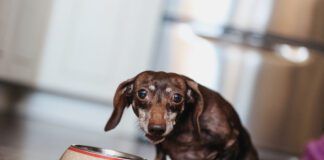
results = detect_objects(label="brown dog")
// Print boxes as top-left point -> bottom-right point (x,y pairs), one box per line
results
105,71 -> 258,160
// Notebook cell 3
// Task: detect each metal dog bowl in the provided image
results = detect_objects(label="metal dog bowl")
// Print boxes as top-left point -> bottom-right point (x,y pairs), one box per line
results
60,144 -> 146,160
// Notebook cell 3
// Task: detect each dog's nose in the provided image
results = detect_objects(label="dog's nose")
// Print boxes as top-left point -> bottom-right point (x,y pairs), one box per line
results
148,125 -> 166,135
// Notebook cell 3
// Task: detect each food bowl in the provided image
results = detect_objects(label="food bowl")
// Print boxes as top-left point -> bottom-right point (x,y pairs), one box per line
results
60,145 -> 145,160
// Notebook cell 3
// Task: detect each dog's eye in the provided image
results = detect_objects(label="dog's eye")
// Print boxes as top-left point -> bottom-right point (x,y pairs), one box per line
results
137,89 -> 147,99
172,93 -> 183,103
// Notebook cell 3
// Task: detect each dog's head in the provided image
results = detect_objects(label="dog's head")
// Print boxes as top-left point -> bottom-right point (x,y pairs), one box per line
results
104,71 -> 204,144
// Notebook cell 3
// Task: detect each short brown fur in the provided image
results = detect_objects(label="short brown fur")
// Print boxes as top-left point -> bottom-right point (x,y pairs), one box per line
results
105,71 -> 258,160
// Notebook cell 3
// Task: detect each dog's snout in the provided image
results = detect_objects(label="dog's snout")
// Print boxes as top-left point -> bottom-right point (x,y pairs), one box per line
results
148,124 -> 166,135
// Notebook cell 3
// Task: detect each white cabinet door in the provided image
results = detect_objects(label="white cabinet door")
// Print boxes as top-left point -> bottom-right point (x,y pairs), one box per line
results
0,0 -> 53,85
0,0 -> 17,79
37,0 -> 163,101
0,0 -> 7,76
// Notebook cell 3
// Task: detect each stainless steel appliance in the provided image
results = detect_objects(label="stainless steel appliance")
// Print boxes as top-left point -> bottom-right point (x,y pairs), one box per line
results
154,0 -> 324,159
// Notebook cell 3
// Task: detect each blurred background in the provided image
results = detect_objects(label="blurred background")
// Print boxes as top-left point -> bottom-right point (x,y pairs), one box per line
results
0,0 -> 323,159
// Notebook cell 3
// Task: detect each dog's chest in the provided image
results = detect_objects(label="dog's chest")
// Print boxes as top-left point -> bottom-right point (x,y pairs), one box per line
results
161,132 -> 219,160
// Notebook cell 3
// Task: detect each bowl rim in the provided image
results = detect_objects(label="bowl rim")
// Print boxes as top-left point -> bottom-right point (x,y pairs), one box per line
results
69,144 -> 145,160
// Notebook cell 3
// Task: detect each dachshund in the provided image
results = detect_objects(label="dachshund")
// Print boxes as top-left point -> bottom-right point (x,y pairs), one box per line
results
105,71 -> 258,160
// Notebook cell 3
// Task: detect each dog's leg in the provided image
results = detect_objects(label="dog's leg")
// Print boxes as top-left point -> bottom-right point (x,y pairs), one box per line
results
155,145 -> 166,160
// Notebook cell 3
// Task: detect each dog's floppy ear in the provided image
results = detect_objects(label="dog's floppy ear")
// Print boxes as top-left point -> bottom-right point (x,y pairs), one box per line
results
185,79 -> 204,138
104,77 -> 135,131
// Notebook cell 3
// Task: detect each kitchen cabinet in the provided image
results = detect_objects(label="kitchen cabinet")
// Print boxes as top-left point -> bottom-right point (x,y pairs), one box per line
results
0,0 -> 16,79
0,0 -> 164,102
37,0 -> 163,101
7,0 -> 52,85
0,0 -> 52,85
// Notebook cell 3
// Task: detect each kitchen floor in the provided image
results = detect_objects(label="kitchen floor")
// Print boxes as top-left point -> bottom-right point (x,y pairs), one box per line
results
0,113 -> 155,160
0,85 -> 299,160
0,87 -> 155,160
